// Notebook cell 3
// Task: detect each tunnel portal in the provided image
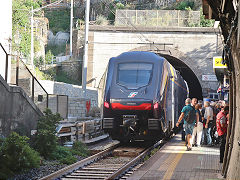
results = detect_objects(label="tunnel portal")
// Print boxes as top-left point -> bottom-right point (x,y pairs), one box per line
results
159,54 -> 203,100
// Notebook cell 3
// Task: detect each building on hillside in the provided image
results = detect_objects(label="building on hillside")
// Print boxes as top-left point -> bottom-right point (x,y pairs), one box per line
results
33,17 -> 49,59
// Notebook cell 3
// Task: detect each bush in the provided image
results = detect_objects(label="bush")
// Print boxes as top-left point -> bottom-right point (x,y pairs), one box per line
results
95,15 -> 108,25
35,67 -> 54,80
176,1 -> 195,10
34,56 -> 44,69
45,43 -> 66,57
0,132 -> 40,179
33,109 -> 62,159
51,145 -> 73,159
55,71 -> 82,85
45,50 -> 54,64
200,9 -> 214,27
71,141 -> 89,157
59,155 -> 77,165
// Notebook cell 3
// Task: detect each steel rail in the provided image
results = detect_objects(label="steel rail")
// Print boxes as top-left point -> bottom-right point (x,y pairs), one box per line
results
40,143 -> 120,180
106,140 -> 164,180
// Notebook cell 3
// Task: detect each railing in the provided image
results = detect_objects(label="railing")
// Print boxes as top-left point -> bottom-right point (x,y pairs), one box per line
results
0,43 -> 9,82
11,57 -> 69,118
0,41 -> 69,118
10,56 -> 49,112
115,10 -> 201,27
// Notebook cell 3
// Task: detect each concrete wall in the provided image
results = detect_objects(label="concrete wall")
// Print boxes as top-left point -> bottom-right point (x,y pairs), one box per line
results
39,80 -> 98,118
84,26 -> 222,97
0,75 -> 42,137
0,0 -> 12,83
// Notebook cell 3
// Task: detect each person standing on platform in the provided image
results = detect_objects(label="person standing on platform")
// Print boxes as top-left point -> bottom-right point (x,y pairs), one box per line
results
204,101 -> 214,146
190,98 -> 198,145
176,98 -> 199,151
191,98 -> 198,107
216,105 -> 229,163
191,103 -> 204,147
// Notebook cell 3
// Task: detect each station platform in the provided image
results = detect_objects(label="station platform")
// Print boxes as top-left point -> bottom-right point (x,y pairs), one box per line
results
128,133 -> 224,180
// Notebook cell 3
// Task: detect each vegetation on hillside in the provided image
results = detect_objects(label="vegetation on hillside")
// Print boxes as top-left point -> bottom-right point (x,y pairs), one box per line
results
0,132 -> 40,179
44,9 -> 70,34
0,109 -> 90,179
12,0 -> 42,58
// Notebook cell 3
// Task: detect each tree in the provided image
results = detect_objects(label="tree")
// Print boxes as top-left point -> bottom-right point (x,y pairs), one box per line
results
12,0 -> 42,58
32,109 -> 62,159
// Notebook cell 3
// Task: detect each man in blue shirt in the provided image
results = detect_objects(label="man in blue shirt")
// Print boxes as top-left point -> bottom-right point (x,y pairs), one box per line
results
176,98 -> 199,151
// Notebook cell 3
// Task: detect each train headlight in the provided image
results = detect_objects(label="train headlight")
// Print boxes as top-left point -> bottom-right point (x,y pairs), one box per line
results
154,102 -> 159,109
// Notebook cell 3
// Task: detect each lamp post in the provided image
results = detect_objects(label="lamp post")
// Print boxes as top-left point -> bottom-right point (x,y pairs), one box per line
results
82,0 -> 90,98
31,6 -> 34,67
70,0 -> 73,56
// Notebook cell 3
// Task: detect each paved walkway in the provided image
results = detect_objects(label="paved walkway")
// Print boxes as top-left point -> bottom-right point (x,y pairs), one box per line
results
128,134 -> 224,180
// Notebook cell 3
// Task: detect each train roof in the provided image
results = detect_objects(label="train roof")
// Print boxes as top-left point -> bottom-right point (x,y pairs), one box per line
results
111,51 -> 165,63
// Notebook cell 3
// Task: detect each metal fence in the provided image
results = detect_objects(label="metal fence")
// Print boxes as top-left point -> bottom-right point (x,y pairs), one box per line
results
115,10 -> 200,27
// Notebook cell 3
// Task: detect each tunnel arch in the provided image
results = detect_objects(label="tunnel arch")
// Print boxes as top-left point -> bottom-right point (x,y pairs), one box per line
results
130,45 -> 203,100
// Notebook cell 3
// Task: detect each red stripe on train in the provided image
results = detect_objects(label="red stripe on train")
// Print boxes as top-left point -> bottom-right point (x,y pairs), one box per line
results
111,103 -> 152,110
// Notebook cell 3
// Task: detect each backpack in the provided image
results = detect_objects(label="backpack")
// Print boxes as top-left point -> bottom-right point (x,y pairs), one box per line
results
185,106 -> 196,124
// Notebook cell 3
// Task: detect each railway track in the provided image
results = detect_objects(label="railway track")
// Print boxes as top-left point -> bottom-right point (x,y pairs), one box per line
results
40,140 -> 165,180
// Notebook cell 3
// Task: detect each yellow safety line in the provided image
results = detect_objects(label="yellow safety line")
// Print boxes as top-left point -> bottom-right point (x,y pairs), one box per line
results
162,151 -> 184,180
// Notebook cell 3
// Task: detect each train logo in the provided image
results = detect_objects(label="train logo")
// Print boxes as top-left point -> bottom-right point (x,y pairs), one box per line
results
128,92 -> 138,98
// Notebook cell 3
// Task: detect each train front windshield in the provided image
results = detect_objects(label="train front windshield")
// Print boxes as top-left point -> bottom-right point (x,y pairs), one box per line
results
117,63 -> 153,89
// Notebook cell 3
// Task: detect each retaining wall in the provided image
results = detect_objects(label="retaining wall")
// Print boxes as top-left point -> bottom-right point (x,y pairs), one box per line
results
0,75 -> 42,137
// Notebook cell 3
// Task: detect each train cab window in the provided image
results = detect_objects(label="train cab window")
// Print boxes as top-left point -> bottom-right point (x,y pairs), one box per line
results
117,63 -> 153,89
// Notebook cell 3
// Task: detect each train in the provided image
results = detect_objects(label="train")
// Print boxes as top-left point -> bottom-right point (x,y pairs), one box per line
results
99,51 -> 188,142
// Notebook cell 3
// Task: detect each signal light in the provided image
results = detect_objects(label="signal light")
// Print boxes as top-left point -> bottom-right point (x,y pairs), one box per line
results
104,101 -> 110,108
154,102 -> 159,109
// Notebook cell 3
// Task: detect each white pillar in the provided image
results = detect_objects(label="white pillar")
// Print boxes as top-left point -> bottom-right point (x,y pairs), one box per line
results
82,0 -> 90,98
70,0 -> 73,56
31,6 -> 34,67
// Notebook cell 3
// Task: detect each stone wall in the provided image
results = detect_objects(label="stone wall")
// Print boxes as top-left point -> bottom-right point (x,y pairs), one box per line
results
83,26 -> 222,97
58,60 -> 82,82
0,75 -> 42,137
39,80 -> 98,118
68,97 -> 86,118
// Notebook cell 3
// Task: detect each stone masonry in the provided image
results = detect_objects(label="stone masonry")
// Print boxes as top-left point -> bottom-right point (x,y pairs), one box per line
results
81,26 -> 223,97
39,80 -> 98,118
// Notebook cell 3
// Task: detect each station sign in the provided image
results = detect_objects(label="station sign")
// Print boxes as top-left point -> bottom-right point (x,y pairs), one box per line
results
213,56 -> 227,68
202,75 -> 218,81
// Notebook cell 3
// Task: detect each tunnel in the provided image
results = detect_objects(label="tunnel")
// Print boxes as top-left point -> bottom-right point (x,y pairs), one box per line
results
158,54 -> 203,100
